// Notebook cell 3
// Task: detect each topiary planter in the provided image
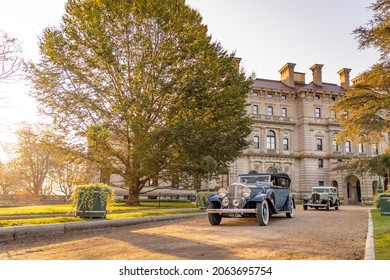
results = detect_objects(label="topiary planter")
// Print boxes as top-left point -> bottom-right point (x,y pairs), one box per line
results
196,191 -> 215,210
71,184 -> 114,219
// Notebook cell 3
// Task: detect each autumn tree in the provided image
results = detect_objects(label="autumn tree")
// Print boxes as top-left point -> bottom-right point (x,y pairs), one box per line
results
26,0 -> 252,205
12,124 -> 57,197
332,0 -> 390,142
0,161 -> 22,196
49,152 -> 94,198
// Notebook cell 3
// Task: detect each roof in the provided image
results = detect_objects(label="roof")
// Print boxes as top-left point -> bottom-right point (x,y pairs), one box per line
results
252,79 -> 345,94
239,173 -> 291,179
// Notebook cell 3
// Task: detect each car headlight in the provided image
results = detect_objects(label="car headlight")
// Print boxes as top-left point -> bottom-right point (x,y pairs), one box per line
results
242,187 -> 251,198
218,187 -> 227,198
222,197 -> 229,207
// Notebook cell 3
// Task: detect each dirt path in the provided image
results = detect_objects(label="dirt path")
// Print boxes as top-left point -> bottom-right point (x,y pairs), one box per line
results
0,205 -> 370,260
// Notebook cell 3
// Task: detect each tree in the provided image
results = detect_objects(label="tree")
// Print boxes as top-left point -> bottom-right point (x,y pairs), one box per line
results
49,152 -> 95,198
26,0 -> 252,205
331,0 -> 390,142
333,153 -> 390,192
0,161 -> 23,196
13,124 -> 56,197
0,30 -> 23,82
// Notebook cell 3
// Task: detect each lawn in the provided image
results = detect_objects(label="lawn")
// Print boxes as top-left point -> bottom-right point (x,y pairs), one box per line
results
0,200 -> 200,228
0,200 -> 196,216
371,209 -> 390,260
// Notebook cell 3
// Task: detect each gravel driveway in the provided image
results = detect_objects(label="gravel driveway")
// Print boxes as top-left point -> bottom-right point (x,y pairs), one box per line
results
0,205 -> 370,260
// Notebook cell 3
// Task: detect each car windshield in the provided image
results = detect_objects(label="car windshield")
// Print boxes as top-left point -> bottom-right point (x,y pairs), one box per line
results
312,188 -> 329,193
239,175 -> 270,184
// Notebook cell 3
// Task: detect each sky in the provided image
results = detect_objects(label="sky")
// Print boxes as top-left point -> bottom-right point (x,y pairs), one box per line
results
0,0 -> 380,161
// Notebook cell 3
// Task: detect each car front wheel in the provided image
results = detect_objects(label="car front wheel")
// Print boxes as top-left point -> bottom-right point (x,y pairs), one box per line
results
208,202 -> 222,226
326,200 -> 330,211
256,200 -> 269,226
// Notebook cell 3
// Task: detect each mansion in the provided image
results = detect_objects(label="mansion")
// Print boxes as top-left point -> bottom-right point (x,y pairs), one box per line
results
225,61 -> 388,205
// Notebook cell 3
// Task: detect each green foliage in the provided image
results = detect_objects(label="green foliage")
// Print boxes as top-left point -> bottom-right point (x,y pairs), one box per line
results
26,0 -> 252,205
70,183 -> 115,212
196,191 -> 215,209
374,189 -> 390,208
332,0 -> 390,143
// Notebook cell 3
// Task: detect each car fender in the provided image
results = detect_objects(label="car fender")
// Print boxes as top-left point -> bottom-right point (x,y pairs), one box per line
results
283,195 -> 296,209
208,194 -> 221,204
251,193 -> 267,202
252,194 -> 277,214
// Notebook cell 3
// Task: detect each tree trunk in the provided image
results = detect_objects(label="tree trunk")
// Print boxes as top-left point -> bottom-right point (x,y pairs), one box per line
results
193,174 -> 202,190
126,177 -> 141,206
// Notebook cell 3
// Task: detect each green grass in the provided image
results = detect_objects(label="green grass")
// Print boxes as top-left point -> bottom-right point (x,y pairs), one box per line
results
0,216 -> 84,227
0,200 -> 195,216
0,201 -> 199,228
371,209 -> 390,260
0,205 -> 74,216
0,209 -> 201,228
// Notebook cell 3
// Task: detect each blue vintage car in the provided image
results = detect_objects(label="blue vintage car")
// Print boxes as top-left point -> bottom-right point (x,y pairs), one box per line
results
206,173 -> 295,226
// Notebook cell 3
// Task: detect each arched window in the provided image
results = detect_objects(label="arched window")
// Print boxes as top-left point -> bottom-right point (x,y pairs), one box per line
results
267,130 -> 276,150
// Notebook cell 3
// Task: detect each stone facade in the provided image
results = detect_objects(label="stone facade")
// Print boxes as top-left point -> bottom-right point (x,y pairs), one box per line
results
227,62 -> 387,205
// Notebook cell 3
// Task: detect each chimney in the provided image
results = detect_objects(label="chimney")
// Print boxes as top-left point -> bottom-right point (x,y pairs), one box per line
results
337,68 -> 351,89
279,62 -> 296,88
310,64 -> 323,86
233,57 -> 242,69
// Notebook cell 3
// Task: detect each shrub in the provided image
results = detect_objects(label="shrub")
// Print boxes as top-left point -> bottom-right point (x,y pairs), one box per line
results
196,191 -> 215,209
374,189 -> 390,208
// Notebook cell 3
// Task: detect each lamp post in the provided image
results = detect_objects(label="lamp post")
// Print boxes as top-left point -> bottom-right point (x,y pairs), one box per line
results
378,175 -> 383,193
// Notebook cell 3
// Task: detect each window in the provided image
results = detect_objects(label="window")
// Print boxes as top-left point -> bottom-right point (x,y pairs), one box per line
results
319,181 -> 325,186
267,93 -> 273,99
315,108 -> 321,118
358,143 -> 364,153
283,138 -> 289,150
372,143 -> 378,154
315,95 -> 320,100
252,91 -> 259,96
346,141 -> 352,153
317,138 -> 323,151
267,130 -> 276,150
281,107 -> 287,118
252,105 -> 258,115
267,106 -> 273,116
253,136 -> 259,149
333,140 -> 339,152
282,95 -> 287,100
318,159 -> 324,168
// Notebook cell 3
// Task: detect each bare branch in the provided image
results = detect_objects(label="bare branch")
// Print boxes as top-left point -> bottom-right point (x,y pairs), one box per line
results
0,30 -> 23,82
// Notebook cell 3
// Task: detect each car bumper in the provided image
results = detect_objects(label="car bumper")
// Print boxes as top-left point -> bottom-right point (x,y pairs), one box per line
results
303,203 -> 328,207
206,208 -> 257,214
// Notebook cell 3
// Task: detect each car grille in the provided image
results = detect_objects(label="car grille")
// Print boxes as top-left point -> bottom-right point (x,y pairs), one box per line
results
312,193 -> 320,203
226,184 -> 246,209
228,184 -> 245,199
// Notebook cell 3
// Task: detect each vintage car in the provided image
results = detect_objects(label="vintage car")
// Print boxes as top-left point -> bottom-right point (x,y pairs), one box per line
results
206,173 -> 295,226
303,186 -> 340,211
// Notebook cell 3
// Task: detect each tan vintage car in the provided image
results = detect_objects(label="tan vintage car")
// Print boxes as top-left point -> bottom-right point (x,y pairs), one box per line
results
303,186 -> 340,211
